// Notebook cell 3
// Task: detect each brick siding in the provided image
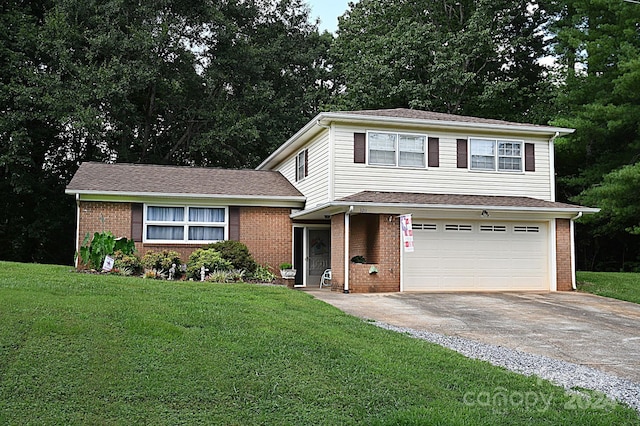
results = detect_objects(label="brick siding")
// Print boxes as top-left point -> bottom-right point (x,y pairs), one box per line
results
328,213 -> 400,293
76,201 -> 293,271
330,214 -> 345,291
348,214 -> 400,293
556,218 -> 573,291
238,207 -> 293,271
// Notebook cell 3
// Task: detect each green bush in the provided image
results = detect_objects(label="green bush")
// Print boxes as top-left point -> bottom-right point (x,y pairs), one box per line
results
113,250 -> 142,275
141,250 -> 182,276
77,231 -> 136,270
250,264 -> 276,282
187,248 -> 233,280
206,269 -> 245,283
206,241 -> 257,273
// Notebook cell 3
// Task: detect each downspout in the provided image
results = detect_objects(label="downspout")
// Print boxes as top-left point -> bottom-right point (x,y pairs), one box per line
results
74,194 -> 81,268
344,206 -> 353,294
570,212 -> 583,290
549,131 -> 559,202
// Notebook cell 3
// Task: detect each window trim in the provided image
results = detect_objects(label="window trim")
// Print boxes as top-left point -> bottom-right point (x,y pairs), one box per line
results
296,150 -> 307,182
469,138 -> 525,173
143,204 -> 228,244
366,130 -> 428,169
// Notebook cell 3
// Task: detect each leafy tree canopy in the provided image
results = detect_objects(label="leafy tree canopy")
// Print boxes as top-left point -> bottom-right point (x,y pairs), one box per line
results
329,0 -> 554,123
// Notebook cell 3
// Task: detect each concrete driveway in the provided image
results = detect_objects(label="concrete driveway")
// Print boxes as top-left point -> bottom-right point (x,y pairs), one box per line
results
309,290 -> 640,383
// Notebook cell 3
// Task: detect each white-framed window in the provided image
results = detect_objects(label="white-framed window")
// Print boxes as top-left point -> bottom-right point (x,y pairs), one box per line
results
470,138 -> 523,172
296,150 -> 307,181
368,131 -> 426,168
144,205 -> 227,243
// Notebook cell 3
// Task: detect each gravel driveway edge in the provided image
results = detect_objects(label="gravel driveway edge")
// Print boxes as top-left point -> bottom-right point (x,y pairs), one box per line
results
375,321 -> 640,414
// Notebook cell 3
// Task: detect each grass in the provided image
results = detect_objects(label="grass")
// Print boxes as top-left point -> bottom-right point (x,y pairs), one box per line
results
0,262 -> 638,425
577,271 -> 640,304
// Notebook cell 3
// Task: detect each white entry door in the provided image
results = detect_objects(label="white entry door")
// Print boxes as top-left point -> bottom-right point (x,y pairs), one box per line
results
403,221 -> 549,292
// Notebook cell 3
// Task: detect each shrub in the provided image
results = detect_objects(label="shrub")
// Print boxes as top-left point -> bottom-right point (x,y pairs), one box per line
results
279,262 -> 293,270
77,231 -> 136,270
206,241 -> 257,273
113,250 -> 142,275
186,248 -> 233,280
141,250 -> 182,277
250,264 -> 276,283
206,269 -> 245,283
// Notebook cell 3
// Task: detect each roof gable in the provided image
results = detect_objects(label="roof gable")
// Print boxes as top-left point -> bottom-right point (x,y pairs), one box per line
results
66,162 -> 304,199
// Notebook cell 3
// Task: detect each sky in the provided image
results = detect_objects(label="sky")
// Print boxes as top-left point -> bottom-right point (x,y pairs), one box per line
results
306,0 -> 354,33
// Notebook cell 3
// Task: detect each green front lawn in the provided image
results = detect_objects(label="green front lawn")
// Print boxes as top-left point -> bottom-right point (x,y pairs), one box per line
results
1,262 -> 637,424
577,271 -> 640,304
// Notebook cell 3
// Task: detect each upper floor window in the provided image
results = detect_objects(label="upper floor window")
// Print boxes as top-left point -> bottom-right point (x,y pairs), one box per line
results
470,138 -> 523,172
368,131 -> 426,168
296,149 -> 308,181
145,205 -> 227,243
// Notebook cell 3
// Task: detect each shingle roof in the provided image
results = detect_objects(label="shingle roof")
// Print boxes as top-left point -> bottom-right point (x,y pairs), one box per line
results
337,191 -> 589,210
341,108 -> 550,129
66,162 -> 304,198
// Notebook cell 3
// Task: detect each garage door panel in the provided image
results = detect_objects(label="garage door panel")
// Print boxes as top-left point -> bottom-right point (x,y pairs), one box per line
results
403,221 -> 549,292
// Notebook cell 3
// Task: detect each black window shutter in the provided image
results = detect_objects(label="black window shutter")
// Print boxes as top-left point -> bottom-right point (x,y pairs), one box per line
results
304,149 -> 309,177
131,203 -> 143,242
228,207 -> 240,241
428,137 -> 439,167
457,139 -> 468,168
354,133 -> 366,163
525,143 -> 535,172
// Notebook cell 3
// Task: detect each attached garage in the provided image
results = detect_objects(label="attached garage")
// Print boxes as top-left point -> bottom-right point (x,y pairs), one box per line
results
403,220 -> 550,292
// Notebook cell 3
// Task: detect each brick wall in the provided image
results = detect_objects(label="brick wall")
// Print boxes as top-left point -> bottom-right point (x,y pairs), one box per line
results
330,214 -> 345,291
238,206 -> 293,271
556,218 -> 573,291
77,201 -> 293,270
78,201 -> 132,243
348,214 -> 400,293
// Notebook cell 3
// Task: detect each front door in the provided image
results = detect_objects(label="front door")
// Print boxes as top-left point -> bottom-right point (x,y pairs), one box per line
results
306,229 -> 331,287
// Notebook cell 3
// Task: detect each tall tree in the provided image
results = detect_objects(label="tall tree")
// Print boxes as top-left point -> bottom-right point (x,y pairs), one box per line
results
551,0 -> 640,270
329,0 -> 554,123
0,0 -> 330,264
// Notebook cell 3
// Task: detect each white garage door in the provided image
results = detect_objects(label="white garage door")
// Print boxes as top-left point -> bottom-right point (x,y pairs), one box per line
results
403,221 -> 549,292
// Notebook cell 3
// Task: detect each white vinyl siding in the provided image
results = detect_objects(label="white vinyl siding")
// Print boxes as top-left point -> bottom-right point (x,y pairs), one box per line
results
332,124 -> 553,201
276,132 -> 330,209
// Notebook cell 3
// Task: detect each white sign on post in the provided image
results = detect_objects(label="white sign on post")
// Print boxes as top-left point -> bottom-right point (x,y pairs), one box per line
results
102,255 -> 115,272
400,214 -> 414,252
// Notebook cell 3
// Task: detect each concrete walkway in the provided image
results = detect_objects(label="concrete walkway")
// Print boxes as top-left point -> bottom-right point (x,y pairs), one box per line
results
306,290 -> 640,383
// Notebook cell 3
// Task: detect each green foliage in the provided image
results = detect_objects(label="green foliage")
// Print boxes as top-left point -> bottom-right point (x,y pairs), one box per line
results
206,240 -> 257,273
576,163 -> 640,236
251,264 -> 276,283
0,261 -> 638,424
206,269 -> 245,283
329,0 -> 553,122
113,250 -> 142,276
551,0 -> 640,270
186,249 -> 232,280
278,262 -> 293,270
141,250 -> 182,275
77,231 -> 135,270
0,0 -> 330,265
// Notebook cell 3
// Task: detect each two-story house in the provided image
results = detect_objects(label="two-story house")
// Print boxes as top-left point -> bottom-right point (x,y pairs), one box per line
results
66,108 -> 597,292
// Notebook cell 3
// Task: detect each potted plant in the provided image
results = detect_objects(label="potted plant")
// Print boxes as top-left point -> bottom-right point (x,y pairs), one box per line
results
279,262 -> 296,279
